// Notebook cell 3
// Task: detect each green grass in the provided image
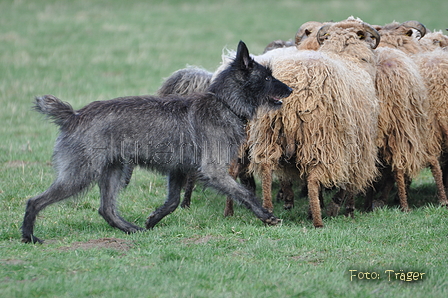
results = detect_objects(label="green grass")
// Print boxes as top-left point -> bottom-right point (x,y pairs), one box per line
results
1,0 -> 448,297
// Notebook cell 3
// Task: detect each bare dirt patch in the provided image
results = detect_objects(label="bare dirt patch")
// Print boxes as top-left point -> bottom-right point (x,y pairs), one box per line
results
58,237 -> 133,252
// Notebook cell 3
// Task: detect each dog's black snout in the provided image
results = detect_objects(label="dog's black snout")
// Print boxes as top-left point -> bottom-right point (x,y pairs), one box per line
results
283,86 -> 293,97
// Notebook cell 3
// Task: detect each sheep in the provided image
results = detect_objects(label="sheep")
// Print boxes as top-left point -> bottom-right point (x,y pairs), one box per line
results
373,21 -> 426,54
263,39 -> 294,53
413,47 -> 448,206
248,17 -> 380,227
157,66 -> 213,97
295,21 -> 326,51
376,21 -> 446,211
419,30 -> 448,51
264,20 -> 326,211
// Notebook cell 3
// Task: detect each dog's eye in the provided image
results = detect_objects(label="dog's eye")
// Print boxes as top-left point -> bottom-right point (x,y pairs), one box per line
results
265,76 -> 271,81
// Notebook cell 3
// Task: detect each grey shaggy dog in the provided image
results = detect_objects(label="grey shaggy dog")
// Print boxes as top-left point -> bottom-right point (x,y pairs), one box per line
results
22,41 -> 292,244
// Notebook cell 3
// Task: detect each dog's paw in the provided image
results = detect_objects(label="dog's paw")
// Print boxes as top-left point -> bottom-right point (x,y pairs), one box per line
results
21,234 -> 44,244
124,226 -> 146,234
145,213 -> 159,230
264,216 -> 282,226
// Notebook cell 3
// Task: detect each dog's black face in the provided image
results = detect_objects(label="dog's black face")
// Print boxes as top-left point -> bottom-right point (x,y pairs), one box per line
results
209,41 -> 292,120
232,41 -> 292,108
247,62 -> 292,107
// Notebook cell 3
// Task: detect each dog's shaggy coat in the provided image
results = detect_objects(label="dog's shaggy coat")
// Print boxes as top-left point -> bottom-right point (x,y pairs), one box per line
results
21,41 -> 292,243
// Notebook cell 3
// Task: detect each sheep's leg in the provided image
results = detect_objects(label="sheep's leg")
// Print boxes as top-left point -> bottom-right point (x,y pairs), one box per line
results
394,169 -> 410,212
428,157 -> 448,207
328,188 -> 346,217
261,163 -> 274,213
377,167 -> 394,207
438,120 -> 448,143
277,179 -> 294,210
307,170 -> 323,227
364,188 -> 374,211
223,159 -> 241,217
441,152 -> 448,193
224,198 -> 234,217
379,180 -> 394,202
345,193 -> 355,218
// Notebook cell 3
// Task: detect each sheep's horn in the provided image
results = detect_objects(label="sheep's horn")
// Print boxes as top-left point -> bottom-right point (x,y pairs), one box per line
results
363,22 -> 381,49
401,20 -> 427,38
295,21 -> 322,45
316,24 -> 332,45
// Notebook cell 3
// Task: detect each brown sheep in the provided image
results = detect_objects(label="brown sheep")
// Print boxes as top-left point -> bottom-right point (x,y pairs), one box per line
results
414,49 -> 448,205
249,17 -> 380,227
295,21 -> 325,51
373,21 -> 425,54
374,21 -> 448,208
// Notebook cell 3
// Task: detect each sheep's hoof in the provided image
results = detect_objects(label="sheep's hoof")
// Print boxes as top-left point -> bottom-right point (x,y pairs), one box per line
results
372,200 -> 385,210
327,200 -> 340,217
345,208 -> 355,218
223,208 -> 234,217
283,203 -> 294,210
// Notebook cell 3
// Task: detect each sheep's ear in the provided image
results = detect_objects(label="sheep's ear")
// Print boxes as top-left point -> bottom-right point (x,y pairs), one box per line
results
236,41 -> 254,70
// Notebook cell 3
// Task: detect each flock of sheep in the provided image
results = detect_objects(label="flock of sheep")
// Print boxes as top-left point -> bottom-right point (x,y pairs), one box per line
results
159,16 -> 448,227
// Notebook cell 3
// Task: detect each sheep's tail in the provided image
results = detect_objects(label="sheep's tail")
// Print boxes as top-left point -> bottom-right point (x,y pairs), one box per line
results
34,95 -> 76,127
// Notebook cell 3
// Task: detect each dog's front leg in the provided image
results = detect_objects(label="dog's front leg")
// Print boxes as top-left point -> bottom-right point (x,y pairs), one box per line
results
201,165 -> 281,226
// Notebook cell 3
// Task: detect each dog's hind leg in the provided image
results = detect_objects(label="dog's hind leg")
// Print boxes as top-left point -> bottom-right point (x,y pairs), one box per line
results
146,171 -> 187,229
22,179 -> 91,244
98,164 -> 145,233
122,163 -> 135,188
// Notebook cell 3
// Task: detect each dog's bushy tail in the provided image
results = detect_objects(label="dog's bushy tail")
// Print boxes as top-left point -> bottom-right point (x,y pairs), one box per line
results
34,95 -> 75,127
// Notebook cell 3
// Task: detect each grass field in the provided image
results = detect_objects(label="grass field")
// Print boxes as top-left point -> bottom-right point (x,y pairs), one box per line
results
1,0 -> 448,297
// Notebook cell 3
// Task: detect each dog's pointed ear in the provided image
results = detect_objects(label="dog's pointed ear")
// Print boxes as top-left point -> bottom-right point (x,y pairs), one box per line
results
236,41 -> 254,70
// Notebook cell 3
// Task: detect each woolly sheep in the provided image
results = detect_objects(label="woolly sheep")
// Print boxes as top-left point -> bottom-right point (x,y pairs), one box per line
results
248,17 -> 380,227
295,21 -> 326,50
413,48 -> 448,207
375,21 -> 448,208
419,30 -> 448,51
